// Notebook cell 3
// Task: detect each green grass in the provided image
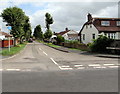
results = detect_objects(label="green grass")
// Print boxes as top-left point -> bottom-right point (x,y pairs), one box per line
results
0,43 -> 26,56
69,48 -> 89,51
45,43 -> 60,48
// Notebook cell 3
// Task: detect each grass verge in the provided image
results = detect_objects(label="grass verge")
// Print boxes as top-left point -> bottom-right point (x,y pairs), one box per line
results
0,43 -> 27,56
69,47 -> 89,51
45,43 -> 60,48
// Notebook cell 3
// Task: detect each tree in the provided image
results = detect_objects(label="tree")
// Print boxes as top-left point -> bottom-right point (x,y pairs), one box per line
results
1,7 -> 26,45
45,12 -> 53,30
33,25 -> 43,40
56,35 -> 65,44
23,16 -> 32,41
44,29 -> 52,40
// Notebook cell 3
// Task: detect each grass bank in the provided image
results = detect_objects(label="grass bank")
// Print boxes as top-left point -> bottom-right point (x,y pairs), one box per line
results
0,43 -> 27,56
45,43 -> 60,48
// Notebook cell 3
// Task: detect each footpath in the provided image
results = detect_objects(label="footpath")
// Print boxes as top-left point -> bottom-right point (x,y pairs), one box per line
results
46,44 -> 120,59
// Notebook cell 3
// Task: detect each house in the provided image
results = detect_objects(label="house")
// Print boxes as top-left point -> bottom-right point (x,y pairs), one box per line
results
0,31 -> 12,40
79,13 -> 120,44
57,28 -> 79,40
0,29 -> 13,47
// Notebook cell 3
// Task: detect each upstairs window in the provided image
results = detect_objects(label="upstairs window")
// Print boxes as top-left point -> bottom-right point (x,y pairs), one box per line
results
117,21 -> 120,26
83,34 -> 85,40
101,21 -> 110,26
92,34 -> 95,39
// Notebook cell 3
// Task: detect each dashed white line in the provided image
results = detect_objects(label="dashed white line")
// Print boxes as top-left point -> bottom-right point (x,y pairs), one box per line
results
6,69 -> 20,71
39,48 -> 42,51
60,65 -> 70,68
43,51 -> 48,56
74,65 -> 83,67
108,66 -> 119,68
0,69 -> 3,71
103,64 -> 115,66
88,64 -> 101,67
59,67 -> 73,70
77,67 -> 85,69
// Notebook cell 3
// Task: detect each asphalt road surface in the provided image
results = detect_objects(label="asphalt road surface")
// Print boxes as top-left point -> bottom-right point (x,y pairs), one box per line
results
1,42 -> 119,92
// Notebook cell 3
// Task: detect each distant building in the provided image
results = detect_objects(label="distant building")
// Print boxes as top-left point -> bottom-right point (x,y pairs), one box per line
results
79,13 -> 120,44
57,28 -> 79,40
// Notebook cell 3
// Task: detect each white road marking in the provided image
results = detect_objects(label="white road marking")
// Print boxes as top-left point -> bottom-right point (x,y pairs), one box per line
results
77,67 -> 85,69
108,66 -> 119,68
88,64 -> 101,67
103,64 -> 115,66
39,48 -> 42,51
93,66 -> 106,69
0,69 -> 3,71
6,69 -> 20,71
43,51 -> 48,56
74,65 -> 83,67
59,67 -> 73,70
50,58 -> 59,66
60,65 -> 70,68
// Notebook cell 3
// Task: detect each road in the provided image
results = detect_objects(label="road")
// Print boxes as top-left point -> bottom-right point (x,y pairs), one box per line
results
1,42 -> 119,92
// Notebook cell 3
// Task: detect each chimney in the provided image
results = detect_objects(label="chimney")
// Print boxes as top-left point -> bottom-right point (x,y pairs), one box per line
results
87,13 -> 92,22
65,27 -> 68,31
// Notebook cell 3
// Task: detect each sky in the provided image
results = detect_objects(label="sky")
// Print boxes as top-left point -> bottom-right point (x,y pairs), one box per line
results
0,0 -> 120,34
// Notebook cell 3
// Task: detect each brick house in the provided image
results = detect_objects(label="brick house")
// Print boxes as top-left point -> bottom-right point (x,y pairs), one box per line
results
57,28 -> 79,41
79,13 -> 120,44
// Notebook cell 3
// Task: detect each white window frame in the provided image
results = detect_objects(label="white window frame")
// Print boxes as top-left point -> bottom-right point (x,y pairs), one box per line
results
117,21 -> 120,26
101,21 -> 110,26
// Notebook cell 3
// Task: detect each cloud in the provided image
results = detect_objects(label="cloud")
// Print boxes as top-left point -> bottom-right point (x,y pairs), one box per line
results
29,2 -> 118,33
0,0 -> 119,33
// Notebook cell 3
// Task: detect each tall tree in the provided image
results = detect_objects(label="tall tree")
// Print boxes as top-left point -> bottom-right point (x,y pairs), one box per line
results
23,16 -> 32,41
45,12 -> 53,30
44,13 -> 53,40
33,25 -> 43,40
1,7 -> 26,45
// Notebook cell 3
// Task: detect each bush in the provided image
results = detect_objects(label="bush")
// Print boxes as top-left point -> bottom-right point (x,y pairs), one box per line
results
44,30 -> 52,40
89,35 -> 114,53
56,35 -> 65,44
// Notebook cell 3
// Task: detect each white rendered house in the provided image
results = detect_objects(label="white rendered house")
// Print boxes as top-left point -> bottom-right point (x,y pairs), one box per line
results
79,13 -> 120,44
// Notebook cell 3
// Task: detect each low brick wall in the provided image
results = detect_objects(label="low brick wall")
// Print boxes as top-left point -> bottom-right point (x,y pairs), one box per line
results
0,40 -> 14,47
62,42 -> 89,51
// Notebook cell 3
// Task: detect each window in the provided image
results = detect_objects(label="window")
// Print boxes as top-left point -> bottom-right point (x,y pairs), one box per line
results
113,33 -> 116,39
92,34 -> 95,39
108,33 -> 110,38
117,21 -> 120,26
111,33 -> 113,39
101,21 -> 110,26
83,34 -> 85,40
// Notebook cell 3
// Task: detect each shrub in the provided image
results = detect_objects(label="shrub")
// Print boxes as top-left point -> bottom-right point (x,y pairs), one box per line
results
89,35 -> 114,53
56,35 -> 65,44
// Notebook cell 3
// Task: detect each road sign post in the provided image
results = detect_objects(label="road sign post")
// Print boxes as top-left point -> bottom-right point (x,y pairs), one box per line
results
7,26 -> 12,52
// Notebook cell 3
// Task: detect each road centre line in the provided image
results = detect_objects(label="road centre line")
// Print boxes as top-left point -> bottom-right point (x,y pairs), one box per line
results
43,51 -> 48,56
39,48 -> 42,51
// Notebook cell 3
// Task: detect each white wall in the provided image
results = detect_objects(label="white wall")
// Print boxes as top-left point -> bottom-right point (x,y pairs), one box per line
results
116,32 -> 120,40
81,24 -> 99,44
62,33 -> 68,40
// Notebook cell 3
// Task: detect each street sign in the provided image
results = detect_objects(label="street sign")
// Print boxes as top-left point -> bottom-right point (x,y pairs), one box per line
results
7,26 -> 12,30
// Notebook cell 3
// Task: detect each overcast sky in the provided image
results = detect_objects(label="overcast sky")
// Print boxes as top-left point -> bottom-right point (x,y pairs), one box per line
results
0,0 -> 120,33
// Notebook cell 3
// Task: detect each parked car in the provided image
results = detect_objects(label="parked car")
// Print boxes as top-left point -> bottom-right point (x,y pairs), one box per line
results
28,38 -> 33,43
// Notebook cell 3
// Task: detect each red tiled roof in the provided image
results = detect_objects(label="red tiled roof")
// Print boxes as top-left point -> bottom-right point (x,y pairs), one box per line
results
57,30 -> 70,35
95,26 -> 120,32
0,32 -> 12,37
